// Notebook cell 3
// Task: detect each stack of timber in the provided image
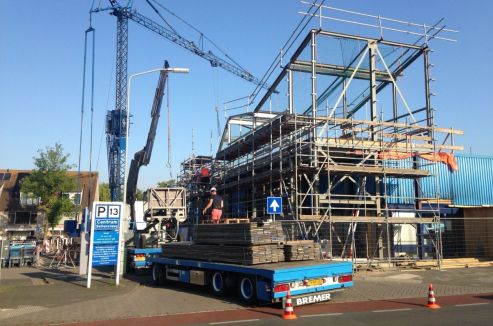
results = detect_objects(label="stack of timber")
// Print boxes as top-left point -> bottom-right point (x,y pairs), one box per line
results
193,222 -> 285,245
162,241 -> 284,265
284,240 -> 321,261
161,222 -> 286,265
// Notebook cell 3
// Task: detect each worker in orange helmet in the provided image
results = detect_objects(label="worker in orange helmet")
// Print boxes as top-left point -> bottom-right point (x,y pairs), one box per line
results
202,187 -> 223,224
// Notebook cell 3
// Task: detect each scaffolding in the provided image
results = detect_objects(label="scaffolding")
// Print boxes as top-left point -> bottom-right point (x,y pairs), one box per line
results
213,14 -> 463,268
178,155 -> 219,224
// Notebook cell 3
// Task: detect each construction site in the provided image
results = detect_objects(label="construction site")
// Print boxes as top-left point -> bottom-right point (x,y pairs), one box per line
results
2,2 -> 493,325
173,5 -> 492,270
3,1 -> 492,271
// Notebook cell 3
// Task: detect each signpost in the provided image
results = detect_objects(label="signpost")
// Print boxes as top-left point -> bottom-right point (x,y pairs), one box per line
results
87,202 -> 124,288
267,197 -> 282,216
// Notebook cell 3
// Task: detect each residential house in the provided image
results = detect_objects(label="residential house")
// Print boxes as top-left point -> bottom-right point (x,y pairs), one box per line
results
0,169 -> 99,240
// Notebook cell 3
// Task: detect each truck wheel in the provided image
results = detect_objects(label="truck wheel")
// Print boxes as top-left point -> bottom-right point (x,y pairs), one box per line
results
210,271 -> 226,295
152,264 -> 162,286
238,276 -> 257,303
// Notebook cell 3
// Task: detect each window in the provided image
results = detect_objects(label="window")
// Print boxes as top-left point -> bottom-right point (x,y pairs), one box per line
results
20,192 -> 41,206
62,192 -> 82,205
0,172 -> 11,181
8,212 -> 37,224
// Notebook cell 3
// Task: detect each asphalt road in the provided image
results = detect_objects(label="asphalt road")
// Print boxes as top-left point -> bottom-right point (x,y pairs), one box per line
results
218,303 -> 493,326
58,292 -> 493,326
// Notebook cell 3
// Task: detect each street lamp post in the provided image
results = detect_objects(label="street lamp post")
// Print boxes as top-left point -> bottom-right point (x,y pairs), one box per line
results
123,65 -> 189,205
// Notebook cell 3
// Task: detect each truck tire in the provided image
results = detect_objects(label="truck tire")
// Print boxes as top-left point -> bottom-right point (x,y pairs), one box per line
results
209,271 -> 226,296
152,264 -> 163,286
238,276 -> 257,303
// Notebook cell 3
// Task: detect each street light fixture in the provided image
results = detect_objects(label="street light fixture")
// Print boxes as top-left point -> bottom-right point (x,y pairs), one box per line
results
123,65 -> 189,205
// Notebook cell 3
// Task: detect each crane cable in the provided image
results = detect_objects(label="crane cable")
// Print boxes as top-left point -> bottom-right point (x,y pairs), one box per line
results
147,0 -> 249,73
144,0 -> 178,34
76,10 -> 96,221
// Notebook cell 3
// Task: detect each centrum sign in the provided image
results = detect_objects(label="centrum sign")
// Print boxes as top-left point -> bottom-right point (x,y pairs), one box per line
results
87,202 -> 124,288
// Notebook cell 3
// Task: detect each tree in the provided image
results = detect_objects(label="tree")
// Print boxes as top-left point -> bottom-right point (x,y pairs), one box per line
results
99,183 -> 111,202
157,179 -> 177,188
136,188 -> 144,201
21,143 -> 75,237
99,182 -> 143,202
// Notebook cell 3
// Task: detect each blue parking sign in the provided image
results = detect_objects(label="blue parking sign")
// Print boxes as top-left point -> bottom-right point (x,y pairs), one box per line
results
267,197 -> 282,214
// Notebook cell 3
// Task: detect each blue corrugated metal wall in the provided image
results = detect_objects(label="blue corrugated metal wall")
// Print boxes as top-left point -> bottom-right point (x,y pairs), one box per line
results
449,154 -> 493,205
384,154 -> 493,206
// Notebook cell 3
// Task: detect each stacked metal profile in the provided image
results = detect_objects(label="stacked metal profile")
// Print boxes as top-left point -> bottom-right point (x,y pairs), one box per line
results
284,240 -> 321,261
162,222 -> 285,265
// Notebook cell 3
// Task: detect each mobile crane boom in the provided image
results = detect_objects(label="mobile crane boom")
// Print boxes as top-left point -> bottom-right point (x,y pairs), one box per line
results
126,60 -> 169,221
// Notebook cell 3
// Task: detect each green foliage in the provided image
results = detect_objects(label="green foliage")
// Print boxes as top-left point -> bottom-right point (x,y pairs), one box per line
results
136,188 -> 144,201
99,183 -> 142,202
99,183 -> 111,202
21,143 -> 75,237
21,143 -> 74,205
46,197 -> 75,229
157,179 -> 176,188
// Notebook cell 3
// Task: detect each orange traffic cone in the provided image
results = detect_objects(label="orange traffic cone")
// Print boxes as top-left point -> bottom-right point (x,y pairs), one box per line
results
426,283 -> 440,309
282,289 -> 298,320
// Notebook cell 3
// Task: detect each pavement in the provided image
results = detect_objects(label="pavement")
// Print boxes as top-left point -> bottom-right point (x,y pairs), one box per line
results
1,261 -> 493,326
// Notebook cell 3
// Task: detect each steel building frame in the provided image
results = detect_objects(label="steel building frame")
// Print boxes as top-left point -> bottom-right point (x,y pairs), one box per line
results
214,28 -> 463,268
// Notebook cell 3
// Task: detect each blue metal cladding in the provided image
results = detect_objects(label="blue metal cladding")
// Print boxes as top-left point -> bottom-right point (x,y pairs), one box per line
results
449,154 -> 493,206
383,154 -> 493,206
384,158 -> 420,205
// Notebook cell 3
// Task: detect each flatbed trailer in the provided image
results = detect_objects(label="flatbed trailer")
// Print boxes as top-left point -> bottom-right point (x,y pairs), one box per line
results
148,256 -> 353,306
127,248 -> 162,271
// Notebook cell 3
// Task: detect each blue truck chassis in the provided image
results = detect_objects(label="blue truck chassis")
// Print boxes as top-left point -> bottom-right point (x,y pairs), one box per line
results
148,256 -> 353,306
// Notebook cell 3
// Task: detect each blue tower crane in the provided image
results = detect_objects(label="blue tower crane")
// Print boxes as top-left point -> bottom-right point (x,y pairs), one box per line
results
93,0 -> 268,201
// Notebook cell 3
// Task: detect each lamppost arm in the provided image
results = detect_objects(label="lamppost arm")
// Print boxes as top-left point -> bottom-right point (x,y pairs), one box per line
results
123,66 -> 189,205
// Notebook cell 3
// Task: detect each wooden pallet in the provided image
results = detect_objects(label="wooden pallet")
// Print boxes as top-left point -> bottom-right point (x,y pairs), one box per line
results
194,222 -> 285,245
284,240 -> 321,261
222,218 -> 250,224
162,242 -> 285,265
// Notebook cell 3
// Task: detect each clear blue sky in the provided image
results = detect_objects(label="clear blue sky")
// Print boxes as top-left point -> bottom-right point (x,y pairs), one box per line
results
1,0 -> 492,190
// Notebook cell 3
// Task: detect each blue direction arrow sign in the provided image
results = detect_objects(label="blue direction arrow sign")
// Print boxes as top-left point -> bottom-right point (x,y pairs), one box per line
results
267,197 -> 282,215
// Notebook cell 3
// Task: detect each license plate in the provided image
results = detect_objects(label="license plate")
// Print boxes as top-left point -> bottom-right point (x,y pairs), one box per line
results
306,278 -> 324,286
288,292 -> 331,307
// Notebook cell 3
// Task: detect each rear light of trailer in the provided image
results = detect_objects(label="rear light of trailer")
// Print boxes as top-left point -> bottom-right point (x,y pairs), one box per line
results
338,275 -> 353,283
274,283 -> 290,293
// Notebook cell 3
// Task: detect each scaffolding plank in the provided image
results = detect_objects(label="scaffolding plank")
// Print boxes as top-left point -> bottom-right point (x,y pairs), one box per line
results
315,138 -> 463,152
298,215 -> 435,224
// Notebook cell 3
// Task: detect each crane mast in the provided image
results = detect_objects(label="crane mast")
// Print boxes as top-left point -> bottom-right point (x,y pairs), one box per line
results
106,5 -> 129,201
100,1 -> 267,200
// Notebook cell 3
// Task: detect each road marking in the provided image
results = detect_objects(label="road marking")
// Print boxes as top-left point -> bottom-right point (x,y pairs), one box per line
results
373,308 -> 412,313
209,319 -> 259,325
301,313 -> 343,318
454,303 -> 489,307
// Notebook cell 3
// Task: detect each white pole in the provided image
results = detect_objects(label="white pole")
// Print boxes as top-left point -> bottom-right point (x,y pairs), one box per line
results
115,203 -> 124,285
0,239 -> 3,284
86,206 -> 95,288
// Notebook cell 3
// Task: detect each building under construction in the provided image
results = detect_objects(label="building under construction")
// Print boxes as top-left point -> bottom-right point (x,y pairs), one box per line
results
209,11 -> 464,267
